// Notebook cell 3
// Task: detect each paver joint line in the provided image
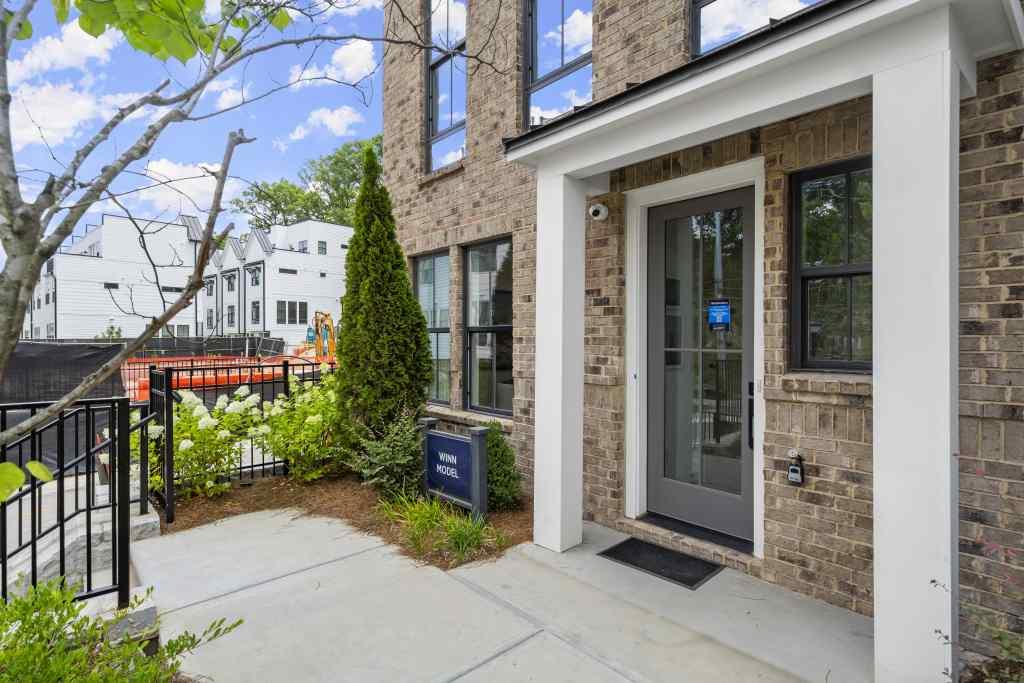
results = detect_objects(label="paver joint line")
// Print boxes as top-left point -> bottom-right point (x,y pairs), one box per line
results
442,629 -> 544,683
155,542 -> 387,616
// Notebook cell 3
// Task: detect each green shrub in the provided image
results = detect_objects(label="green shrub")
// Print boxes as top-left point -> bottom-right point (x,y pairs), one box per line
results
351,412 -> 423,498
0,579 -> 239,682
336,146 -> 432,436
378,495 -> 507,565
485,422 -> 521,511
262,369 -> 350,481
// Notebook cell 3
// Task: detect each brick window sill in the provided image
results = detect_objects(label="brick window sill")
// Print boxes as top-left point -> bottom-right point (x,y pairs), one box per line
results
419,160 -> 465,187
778,371 -> 873,398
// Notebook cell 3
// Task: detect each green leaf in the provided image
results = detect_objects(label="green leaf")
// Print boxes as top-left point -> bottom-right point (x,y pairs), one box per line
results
26,460 -> 53,483
0,462 -> 25,500
270,8 -> 291,31
164,31 -> 197,63
53,0 -> 70,23
15,16 -> 32,39
78,13 -> 107,37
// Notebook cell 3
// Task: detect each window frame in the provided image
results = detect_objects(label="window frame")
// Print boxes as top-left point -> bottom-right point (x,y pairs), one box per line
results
789,156 -> 873,373
463,237 -> 514,416
414,250 -> 452,405
251,300 -> 260,325
317,240 -> 327,255
297,240 -> 308,253
522,0 -> 593,129
424,0 -> 467,172
226,304 -> 236,327
276,300 -> 286,325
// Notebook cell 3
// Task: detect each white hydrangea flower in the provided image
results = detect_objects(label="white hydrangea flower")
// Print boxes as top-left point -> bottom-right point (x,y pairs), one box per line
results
270,406 -> 284,417
234,385 -> 251,398
305,414 -> 323,425
179,439 -> 194,452
148,424 -> 164,439
320,363 -> 330,374
192,404 -> 209,418
102,427 -> 109,439
180,390 -> 201,407
263,400 -> 273,411
257,424 -> 272,435
217,429 -> 232,440
198,416 -> 218,430
243,393 -> 261,407
215,394 -> 229,410
225,402 -> 244,415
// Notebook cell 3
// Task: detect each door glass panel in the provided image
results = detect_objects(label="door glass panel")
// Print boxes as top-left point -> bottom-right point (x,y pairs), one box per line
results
663,206 -> 745,495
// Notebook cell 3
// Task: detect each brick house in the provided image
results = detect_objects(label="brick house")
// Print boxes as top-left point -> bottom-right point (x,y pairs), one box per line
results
382,0 -> 1024,678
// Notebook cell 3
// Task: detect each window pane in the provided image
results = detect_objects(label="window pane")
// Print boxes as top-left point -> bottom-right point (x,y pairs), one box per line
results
277,301 -> 286,324
534,0 -> 563,80
563,0 -> 593,60
430,128 -> 465,171
852,275 -> 872,363
806,278 -> 850,362
468,240 -> 513,327
435,254 -> 450,327
431,0 -> 466,49
528,62 -> 592,126
699,0 -> 828,54
288,301 -> 297,325
468,331 -> 513,412
299,302 -> 308,324
417,257 -> 435,327
431,59 -> 453,132
430,332 -> 451,403
495,330 -> 513,412
700,207 -> 745,352
451,54 -> 466,127
801,173 -> 848,267
850,169 -> 872,264
665,215 -> 701,350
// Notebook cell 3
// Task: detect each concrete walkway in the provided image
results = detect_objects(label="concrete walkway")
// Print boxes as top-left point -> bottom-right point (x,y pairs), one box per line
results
132,511 -> 873,682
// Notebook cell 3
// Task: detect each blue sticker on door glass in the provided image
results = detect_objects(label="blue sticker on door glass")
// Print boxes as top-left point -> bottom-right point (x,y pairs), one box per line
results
707,299 -> 731,331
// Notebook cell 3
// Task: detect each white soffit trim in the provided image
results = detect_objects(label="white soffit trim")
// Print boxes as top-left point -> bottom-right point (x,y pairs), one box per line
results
1003,0 -> 1024,53
509,0 -> 1011,177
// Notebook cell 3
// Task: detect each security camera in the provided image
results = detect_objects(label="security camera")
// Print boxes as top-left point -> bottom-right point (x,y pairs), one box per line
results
589,203 -> 609,221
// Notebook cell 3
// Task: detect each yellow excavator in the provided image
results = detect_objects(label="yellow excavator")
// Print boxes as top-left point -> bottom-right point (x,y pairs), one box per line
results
294,310 -> 337,364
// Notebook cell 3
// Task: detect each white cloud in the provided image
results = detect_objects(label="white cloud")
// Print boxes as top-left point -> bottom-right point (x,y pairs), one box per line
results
322,0 -> 383,16
276,105 -> 363,151
438,147 -> 464,167
135,158 -> 243,216
698,0 -> 815,48
288,40 -> 377,87
11,82 -> 144,152
8,23 -> 121,86
545,9 -> 592,57
429,0 -> 466,47
215,84 -> 250,110
528,87 -> 591,126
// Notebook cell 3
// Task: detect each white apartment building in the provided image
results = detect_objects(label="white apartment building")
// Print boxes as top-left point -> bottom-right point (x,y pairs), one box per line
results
25,215 -> 353,350
198,220 -> 354,350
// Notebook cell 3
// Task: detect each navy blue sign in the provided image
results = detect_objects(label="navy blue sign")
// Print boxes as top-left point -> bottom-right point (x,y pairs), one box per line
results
707,299 -> 731,332
425,432 -> 473,503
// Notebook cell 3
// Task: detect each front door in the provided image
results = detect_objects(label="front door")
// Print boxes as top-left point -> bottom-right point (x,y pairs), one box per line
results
647,188 -> 754,541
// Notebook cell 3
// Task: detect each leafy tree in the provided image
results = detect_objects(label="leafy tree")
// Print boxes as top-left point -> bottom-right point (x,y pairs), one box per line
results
232,135 -> 383,229
94,324 -> 123,341
336,146 -> 431,436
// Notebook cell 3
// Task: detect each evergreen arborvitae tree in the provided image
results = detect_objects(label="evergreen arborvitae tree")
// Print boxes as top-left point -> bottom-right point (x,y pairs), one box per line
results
337,145 -> 432,436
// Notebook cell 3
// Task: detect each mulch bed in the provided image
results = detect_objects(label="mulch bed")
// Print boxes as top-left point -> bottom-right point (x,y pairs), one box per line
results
961,660 -> 1024,683
156,475 -> 533,570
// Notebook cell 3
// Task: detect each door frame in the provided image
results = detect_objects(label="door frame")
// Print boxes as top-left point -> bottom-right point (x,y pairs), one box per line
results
623,157 -> 767,558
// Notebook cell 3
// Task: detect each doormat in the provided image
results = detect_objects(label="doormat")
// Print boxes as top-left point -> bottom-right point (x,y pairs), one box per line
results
598,538 -> 723,590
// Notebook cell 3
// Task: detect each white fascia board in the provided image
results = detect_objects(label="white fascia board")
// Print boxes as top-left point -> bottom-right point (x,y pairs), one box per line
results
1004,0 -> 1024,52
509,0 -> 988,177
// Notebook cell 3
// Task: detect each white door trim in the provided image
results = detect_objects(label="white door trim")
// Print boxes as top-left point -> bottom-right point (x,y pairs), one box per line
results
623,157 -> 767,559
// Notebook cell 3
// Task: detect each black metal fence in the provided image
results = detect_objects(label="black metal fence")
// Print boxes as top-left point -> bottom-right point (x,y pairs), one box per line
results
150,360 -> 333,523
0,396 -> 151,608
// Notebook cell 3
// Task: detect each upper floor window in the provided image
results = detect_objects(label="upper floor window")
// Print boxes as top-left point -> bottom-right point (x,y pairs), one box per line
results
249,267 -> 260,286
251,301 -> 261,325
426,0 -> 467,171
694,0 -> 829,55
205,280 -> 214,296
790,157 -> 872,371
525,0 -> 592,127
227,304 -> 236,327
317,240 -> 327,255
297,240 -> 308,253
226,274 -> 236,292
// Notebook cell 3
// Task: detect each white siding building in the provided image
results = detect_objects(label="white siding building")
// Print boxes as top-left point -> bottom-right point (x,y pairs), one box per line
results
198,220 -> 354,350
25,215 -> 354,350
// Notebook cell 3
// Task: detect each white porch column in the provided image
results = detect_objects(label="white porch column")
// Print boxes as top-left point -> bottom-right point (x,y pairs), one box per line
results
533,170 -> 587,552
873,50 -> 960,680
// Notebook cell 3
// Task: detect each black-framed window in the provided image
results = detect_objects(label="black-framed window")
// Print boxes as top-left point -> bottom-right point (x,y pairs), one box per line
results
288,301 -> 297,325
317,240 -> 327,255
276,301 -> 286,325
692,0 -> 829,56
248,267 -> 260,286
416,252 -> 451,404
207,309 -> 215,330
251,301 -> 260,325
226,274 -> 236,292
524,0 -> 592,128
205,280 -> 214,296
465,239 -> 513,414
227,305 -> 236,327
426,0 -> 467,172
298,301 -> 308,325
298,240 -> 308,253
790,157 -> 872,371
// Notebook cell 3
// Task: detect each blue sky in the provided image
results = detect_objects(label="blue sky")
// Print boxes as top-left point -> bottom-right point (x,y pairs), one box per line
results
11,0 -> 386,236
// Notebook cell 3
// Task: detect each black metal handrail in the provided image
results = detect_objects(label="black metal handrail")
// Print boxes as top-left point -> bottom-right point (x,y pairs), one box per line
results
1,396 -> 136,608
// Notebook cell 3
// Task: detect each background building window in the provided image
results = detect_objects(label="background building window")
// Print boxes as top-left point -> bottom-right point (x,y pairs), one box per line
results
298,301 -> 308,325
207,309 -> 215,330
426,0 -> 467,171
298,240 -> 308,253
465,239 -> 513,414
251,301 -> 261,325
317,240 -> 327,255
226,275 -> 236,292
227,305 -> 236,327
525,0 -> 592,127
249,268 -> 260,286
288,301 -> 297,325
205,280 -> 215,296
277,301 -> 286,325
790,157 -> 872,370
693,0 -> 829,55
416,252 -> 451,403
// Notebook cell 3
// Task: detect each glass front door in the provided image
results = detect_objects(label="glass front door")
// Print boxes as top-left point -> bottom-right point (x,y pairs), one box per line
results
647,188 -> 754,540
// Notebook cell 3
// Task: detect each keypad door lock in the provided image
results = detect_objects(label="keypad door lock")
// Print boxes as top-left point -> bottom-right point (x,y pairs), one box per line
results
787,449 -> 804,486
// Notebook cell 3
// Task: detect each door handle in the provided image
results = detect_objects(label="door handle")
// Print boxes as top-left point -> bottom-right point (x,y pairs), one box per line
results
747,381 -> 754,450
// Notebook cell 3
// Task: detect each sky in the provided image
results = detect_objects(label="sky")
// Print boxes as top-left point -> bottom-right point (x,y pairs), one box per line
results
10,0 -> 387,238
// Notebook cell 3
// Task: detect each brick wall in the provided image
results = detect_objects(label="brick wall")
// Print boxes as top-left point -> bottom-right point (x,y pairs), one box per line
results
958,50 -> 1024,659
